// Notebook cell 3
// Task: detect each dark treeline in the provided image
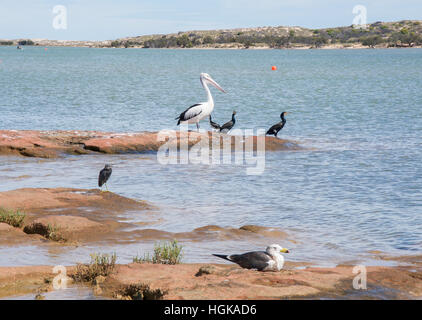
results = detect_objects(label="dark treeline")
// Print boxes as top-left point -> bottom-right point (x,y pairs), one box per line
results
0,39 -> 35,46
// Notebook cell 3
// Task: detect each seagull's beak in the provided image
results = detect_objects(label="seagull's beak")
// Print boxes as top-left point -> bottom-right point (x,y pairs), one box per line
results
280,248 -> 289,253
208,78 -> 226,93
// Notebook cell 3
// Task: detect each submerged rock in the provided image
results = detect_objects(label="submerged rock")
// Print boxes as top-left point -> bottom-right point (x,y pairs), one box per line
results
239,225 -> 288,238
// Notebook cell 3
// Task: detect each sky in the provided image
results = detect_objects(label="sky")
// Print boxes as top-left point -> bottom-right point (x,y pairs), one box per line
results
0,0 -> 421,40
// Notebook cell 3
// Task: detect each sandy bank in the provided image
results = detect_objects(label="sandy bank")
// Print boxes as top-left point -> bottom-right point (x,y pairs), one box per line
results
1,262 -> 421,299
0,130 -> 301,158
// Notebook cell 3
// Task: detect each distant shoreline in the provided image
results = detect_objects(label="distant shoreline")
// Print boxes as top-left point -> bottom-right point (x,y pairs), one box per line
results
2,44 -> 422,50
2,19 -> 421,50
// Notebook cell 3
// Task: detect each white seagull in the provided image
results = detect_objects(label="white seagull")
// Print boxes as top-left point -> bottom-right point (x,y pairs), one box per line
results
176,73 -> 226,131
213,244 -> 289,272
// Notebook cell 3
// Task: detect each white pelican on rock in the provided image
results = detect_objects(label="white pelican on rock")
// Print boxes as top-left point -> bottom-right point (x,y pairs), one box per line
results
176,73 -> 226,131
213,244 -> 289,271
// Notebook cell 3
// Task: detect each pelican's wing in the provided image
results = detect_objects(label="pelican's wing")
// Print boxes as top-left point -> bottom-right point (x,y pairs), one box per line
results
176,103 -> 203,123
229,251 -> 272,270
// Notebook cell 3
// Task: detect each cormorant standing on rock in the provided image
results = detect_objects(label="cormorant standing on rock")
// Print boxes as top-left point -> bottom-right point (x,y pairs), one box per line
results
266,112 -> 288,137
209,114 -> 221,131
219,111 -> 236,133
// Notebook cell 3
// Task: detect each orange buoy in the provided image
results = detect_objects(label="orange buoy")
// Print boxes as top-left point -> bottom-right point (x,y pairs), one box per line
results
271,66 -> 277,71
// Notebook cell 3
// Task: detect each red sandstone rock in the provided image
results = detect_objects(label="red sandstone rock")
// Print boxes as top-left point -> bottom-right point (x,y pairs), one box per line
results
102,263 -> 422,299
0,263 -> 421,299
0,188 -> 152,243
0,188 -> 289,244
0,130 -> 302,158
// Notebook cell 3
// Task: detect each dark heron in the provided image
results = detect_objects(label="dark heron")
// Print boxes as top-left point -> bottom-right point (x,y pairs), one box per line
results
266,112 -> 288,137
209,114 -> 221,131
98,164 -> 112,192
213,244 -> 289,272
219,110 -> 236,133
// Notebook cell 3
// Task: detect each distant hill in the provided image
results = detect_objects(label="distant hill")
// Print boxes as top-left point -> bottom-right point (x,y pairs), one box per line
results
2,20 -> 422,49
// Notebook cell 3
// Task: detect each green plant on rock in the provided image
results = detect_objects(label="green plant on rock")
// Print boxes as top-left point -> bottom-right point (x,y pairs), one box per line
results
73,253 -> 117,283
133,240 -> 183,265
0,208 -> 25,228
46,224 -> 66,242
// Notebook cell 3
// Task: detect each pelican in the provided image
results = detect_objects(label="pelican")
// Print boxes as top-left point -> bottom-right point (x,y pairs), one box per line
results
176,73 -> 226,131
213,244 -> 289,272
219,111 -> 237,133
266,112 -> 288,137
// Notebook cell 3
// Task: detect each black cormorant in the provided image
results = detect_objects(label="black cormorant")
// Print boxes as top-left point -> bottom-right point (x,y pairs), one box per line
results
266,112 -> 288,137
219,111 -> 236,133
209,114 -> 221,130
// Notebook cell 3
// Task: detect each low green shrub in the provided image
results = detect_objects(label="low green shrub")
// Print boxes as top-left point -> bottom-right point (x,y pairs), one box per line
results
133,240 -> 183,265
0,208 -> 25,228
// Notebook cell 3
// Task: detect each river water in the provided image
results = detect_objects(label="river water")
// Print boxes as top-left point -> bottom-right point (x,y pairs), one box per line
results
0,47 -> 421,268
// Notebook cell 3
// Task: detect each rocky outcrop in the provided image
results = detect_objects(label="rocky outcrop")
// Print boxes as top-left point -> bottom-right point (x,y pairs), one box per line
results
0,188 -> 290,245
0,222 -> 44,245
0,265 -> 63,298
0,188 -> 153,243
2,263 -> 421,300
0,187 -> 150,215
23,216 -> 105,242
0,130 -> 302,158
97,263 -> 422,299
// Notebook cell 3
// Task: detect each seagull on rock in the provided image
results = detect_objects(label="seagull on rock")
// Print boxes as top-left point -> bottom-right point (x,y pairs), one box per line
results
213,244 -> 289,271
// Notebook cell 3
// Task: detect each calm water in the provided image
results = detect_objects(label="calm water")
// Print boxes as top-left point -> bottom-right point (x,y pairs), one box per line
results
0,47 -> 421,267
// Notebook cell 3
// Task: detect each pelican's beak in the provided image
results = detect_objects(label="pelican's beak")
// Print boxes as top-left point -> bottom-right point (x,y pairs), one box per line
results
280,248 -> 289,253
208,77 -> 226,93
